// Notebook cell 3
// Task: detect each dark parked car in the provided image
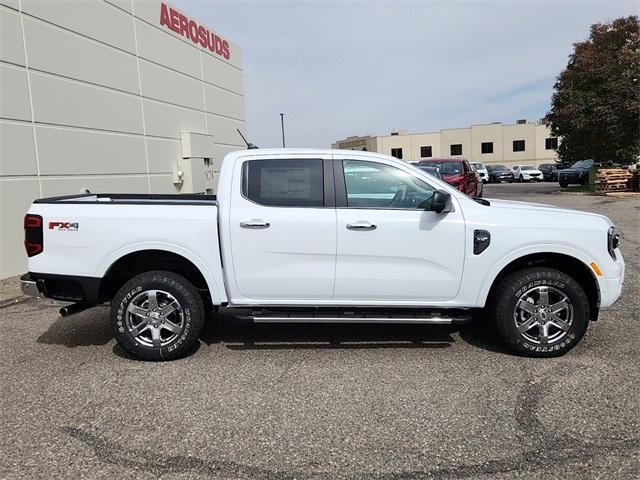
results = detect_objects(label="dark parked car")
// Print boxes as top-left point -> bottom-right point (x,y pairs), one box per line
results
418,158 -> 479,197
539,163 -> 560,182
558,159 -> 594,187
486,165 -> 514,183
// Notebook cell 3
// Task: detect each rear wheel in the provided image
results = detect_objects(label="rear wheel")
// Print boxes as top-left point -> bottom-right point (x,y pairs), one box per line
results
491,267 -> 589,357
111,271 -> 205,361
559,181 -> 568,188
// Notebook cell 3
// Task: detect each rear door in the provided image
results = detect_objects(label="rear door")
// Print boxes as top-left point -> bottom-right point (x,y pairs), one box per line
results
333,157 -> 465,303
228,155 -> 336,302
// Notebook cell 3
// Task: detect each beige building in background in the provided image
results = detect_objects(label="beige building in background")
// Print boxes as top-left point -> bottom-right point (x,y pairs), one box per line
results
333,120 -> 560,167
0,0 -> 246,279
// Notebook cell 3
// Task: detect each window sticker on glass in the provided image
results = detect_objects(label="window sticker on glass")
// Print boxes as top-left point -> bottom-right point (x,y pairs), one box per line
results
261,168 -> 312,199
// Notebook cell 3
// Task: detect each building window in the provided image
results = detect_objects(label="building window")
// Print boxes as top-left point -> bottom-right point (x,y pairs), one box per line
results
513,140 -> 525,152
420,146 -> 432,158
481,142 -> 493,154
545,137 -> 558,150
391,148 -> 403,159
450,144 -> 462,156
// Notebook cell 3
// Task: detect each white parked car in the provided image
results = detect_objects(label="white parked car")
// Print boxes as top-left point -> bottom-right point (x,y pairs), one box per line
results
512,165 -> 543,182
470,162 -> 489,183
21,149 -> 624,360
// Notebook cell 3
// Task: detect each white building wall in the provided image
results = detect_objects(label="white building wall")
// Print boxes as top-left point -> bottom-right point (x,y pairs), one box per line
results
0,0 -> 246,279
334,122 -> 560,167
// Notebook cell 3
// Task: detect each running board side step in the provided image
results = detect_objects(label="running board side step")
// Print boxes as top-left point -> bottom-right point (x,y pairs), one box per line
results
251,316 -> 469,325
228,308 -> 472,325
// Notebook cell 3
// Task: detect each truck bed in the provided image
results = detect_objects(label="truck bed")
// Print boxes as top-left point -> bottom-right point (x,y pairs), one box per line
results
33,193 -> 217,205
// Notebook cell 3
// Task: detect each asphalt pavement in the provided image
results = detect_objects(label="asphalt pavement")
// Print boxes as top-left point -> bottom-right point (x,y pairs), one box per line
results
1,183 -> 639,480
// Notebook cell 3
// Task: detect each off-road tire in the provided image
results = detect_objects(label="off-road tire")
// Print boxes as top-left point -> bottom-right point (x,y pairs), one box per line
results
491,267 -> 590,357
111,271 -> 205,361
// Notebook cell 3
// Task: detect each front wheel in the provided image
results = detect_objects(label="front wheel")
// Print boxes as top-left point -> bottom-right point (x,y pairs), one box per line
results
111,271 -> 206,361
559,182 -> 568,188
491,267 -> 590,357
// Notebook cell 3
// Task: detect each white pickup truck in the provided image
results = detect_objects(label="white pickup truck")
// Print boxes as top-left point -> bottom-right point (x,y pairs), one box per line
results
21,149 -> 624,360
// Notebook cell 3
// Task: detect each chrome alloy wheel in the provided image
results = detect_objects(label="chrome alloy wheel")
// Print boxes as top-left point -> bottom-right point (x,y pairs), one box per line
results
513,286 -> 574,345
125,289 -> 184,347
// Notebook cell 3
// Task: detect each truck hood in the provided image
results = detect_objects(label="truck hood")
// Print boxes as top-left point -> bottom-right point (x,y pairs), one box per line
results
485,198 -> 611,222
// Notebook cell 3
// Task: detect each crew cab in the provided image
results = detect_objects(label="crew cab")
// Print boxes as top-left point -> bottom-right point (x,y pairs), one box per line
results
21,149 -> 624,360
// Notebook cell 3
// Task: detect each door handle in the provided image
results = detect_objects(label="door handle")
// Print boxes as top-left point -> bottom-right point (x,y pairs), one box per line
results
346,222 -> 377,231
240,220 -> 270,229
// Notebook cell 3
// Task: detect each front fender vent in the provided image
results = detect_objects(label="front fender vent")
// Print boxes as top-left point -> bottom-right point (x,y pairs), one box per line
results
474,229 -> 491,255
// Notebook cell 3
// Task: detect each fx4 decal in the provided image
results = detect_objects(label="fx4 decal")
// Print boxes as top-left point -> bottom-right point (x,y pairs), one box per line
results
49,221 -> 79,231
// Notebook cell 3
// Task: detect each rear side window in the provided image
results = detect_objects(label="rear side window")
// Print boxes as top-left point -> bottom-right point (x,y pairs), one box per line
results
243,159 -> 324,207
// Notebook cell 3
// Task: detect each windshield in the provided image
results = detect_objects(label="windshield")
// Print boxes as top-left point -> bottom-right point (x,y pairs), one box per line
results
571,160 -> 594,169
489,165 -> 508,171
423,161 -> 461,175
471,163 -> 485,169
520,165 -> 535,170
418,165 -> 441,178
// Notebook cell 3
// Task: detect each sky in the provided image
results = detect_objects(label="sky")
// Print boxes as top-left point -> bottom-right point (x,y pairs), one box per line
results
175,0 -> 638,149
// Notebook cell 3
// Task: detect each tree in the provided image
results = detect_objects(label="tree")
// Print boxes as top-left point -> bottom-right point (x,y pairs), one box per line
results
546,16 -> 640,165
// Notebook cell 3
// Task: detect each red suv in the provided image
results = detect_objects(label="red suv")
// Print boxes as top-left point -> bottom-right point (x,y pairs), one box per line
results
418,158 -> 480,197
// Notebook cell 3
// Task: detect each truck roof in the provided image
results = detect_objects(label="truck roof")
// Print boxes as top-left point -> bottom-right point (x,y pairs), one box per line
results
225,148 -> 394,159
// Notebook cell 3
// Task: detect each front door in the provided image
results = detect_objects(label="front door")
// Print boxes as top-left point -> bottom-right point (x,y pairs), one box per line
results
333,158 -> 465,303
229,156 -> 336,302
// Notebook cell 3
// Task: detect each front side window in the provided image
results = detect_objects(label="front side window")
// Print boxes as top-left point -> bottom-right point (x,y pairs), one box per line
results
243,159 -> 324,207
342,160 -> 436,210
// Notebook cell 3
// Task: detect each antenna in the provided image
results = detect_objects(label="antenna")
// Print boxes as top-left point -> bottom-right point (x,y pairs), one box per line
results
237,129 -> 259,149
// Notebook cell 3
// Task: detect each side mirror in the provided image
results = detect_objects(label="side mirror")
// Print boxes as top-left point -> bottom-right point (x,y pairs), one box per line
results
430,189 -> 451,213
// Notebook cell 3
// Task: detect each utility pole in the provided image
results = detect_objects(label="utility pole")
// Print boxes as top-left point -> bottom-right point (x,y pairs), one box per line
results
280,113 -> 286,148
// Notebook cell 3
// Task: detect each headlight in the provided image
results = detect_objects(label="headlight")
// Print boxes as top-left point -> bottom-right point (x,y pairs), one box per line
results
608,227 -> 620,259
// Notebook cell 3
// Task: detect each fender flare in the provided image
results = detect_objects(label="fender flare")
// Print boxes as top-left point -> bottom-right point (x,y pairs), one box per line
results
475,243 -> 600,306
96,241 -> 226,305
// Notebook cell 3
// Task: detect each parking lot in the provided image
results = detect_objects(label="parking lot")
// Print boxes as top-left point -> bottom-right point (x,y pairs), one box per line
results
1,183 -> 638,480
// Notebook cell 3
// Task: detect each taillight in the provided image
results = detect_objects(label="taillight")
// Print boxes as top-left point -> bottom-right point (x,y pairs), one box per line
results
24,214 -> 43,257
